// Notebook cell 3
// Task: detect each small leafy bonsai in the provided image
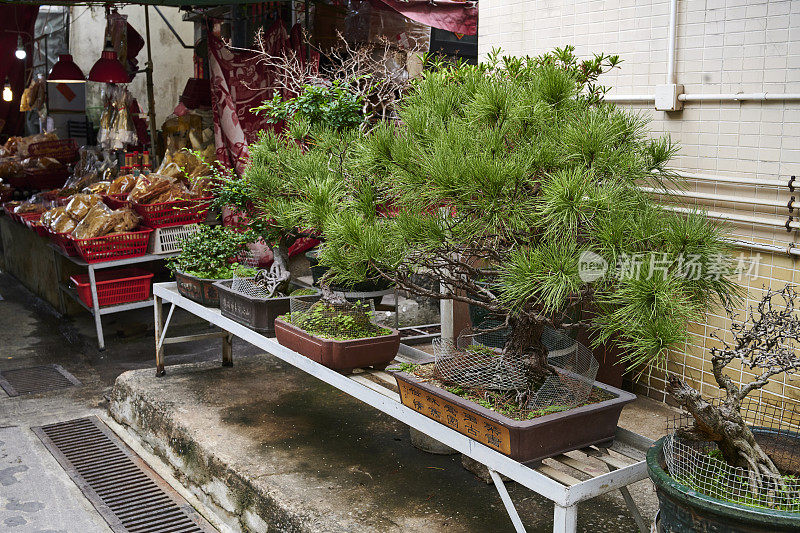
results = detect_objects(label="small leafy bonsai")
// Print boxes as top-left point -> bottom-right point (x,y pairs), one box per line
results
667,285 -> 800,493
168,225 -> 256,280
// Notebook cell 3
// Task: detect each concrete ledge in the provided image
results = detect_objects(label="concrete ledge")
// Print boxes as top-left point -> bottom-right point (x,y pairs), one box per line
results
110,354 -> 650,532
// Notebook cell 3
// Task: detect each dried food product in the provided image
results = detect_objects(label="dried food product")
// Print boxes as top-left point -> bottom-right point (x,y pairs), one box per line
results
16,132 -> 57,158
158,162 -> 184,181
65,194 -> 102,221
127,174 -> 172,203
108,174 -> 136,195
0,158 -> 23,179
3,137 -> 20,156
41,206 -> 67,228
83,181 -> 111,195
51,212 -> 77,234
109,207 -> 139,233
149,183 -> 189,204
72,202 -> 116,239
39,157 -> 64,170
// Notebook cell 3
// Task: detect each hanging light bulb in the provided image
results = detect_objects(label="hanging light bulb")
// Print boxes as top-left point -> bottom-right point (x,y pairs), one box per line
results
2,79 -> 13,102
15,35 -> 26,60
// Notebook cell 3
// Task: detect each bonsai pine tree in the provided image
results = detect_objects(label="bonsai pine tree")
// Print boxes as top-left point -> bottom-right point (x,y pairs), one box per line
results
667,285 -> 800,491
310,49 -> 736,386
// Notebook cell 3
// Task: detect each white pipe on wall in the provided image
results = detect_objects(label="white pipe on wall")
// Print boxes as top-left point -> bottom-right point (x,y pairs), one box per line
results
671,170 -> 790,189
662,205 -> 800,230
726,238 -> 800,257
639,186 -> 792,209
666,0 -> 678,85
679,93 -> 800,102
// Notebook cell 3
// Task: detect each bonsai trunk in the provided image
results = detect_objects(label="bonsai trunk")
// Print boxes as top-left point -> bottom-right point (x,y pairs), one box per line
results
667,376 -> 785,492
506,316 -> 550,380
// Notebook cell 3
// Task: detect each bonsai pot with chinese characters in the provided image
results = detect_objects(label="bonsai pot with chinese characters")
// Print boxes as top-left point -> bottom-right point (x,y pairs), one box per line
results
274,293 -> 400,373
390,326 -> 635,462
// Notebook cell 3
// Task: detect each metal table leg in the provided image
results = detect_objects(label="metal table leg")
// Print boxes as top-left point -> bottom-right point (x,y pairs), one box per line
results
87,265 -> 105,350
488,468 -> 527,533
553,504 -> 578,533
154,295 -> 165,376
52,248 -> 66,314
222,333 -> 233,367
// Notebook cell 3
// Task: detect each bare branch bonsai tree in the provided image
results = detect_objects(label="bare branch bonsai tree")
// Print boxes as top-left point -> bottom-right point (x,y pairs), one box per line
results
667,285 -> 800,490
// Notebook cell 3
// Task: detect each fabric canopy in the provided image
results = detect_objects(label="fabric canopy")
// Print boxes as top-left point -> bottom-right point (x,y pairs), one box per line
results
375,0 -> 477,35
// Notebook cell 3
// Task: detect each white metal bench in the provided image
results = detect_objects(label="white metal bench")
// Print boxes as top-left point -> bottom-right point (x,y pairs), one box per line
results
153,282 -> 652,533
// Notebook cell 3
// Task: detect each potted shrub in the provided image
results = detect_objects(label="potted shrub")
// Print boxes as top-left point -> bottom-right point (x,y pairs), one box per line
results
274,296 -> 400,373
282,48 -> 738,461
168,225 -> 255,307
649,285 -> 800,532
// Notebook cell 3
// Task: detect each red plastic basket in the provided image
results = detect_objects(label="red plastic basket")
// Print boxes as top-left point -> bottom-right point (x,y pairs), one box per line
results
68,226 -> 154,264
47,227 -> 80,256
17,211 -> 44,223
131,197 -> 212,228
27,139 -> 79,164
70,268 -> 154,309
24,167 -> 70,190
102,194 -> 129,210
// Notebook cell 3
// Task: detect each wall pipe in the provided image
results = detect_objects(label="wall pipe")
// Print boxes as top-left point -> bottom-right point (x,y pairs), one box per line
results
639,186 -> 793,210
670,170 -> 790,189
666,0 -> 678,85
661,204 -> 800,230
725,238 -> 800,257
679,93 -> 800,102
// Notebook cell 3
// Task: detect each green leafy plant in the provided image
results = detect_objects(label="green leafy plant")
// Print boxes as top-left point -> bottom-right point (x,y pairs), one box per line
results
168,225 -> 256,280
252,80 -> 364,132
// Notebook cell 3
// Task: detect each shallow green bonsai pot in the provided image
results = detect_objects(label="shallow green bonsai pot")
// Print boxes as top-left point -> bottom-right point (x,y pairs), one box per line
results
647,436 -> 800,532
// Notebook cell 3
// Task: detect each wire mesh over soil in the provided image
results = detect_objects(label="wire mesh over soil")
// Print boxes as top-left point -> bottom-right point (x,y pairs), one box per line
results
433,324 -> 599,412
664,399 -> 800,512
399,362 -> 614,421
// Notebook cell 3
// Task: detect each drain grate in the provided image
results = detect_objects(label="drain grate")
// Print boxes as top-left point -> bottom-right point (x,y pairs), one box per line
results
34,416 -> 215,533
0,364 -> 81,396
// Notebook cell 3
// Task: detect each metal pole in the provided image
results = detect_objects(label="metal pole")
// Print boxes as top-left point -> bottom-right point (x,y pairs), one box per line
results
304,0 -> 310,59
144,6 -> 159,166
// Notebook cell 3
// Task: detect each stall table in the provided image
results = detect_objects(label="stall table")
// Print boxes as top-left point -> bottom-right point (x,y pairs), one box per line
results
52,245 -> 178,350
152,281 -> 652,533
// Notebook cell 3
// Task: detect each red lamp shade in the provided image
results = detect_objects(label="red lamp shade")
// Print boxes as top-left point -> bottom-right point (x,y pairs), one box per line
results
88,50 -> 130,83
48,54 -> 86,83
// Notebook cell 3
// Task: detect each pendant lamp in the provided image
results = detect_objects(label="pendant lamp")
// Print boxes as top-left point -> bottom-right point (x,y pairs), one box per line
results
48,54 -> 86,83
88,41 -> 129,83
2,78 -> 12,102
15,35 -> 26,60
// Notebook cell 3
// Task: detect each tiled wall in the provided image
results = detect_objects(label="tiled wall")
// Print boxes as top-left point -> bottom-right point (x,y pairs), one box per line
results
480,0 -> 800,407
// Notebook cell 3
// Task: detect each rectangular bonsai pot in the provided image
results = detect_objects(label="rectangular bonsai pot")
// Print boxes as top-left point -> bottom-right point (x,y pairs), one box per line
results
274,317 -> 400,372
392,371 -> 636,462
215,280 -> 306,336
175,270 -> 224,307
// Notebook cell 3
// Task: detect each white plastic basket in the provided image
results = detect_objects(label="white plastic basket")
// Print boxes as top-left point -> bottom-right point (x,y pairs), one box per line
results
148,224 -> 202,254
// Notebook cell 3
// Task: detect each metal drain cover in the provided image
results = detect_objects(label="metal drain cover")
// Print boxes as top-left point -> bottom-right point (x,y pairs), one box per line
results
0,364 -> 81,396
34,416 -> 215,533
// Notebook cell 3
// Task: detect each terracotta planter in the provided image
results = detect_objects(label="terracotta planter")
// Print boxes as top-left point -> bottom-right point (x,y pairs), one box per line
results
215,280 -> 316,336
648,435 -> 800,532
274,317 -> 400,372
393,371 -> 635,462
175,270 -> 227,307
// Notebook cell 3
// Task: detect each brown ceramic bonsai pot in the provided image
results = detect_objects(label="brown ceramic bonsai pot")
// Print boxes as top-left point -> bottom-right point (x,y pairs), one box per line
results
274,316 -> 400,372
175,269 -> 226,307
392,370 -> 635,462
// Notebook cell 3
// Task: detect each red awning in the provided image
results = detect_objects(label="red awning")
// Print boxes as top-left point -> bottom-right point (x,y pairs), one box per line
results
375,0 -> 477,35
